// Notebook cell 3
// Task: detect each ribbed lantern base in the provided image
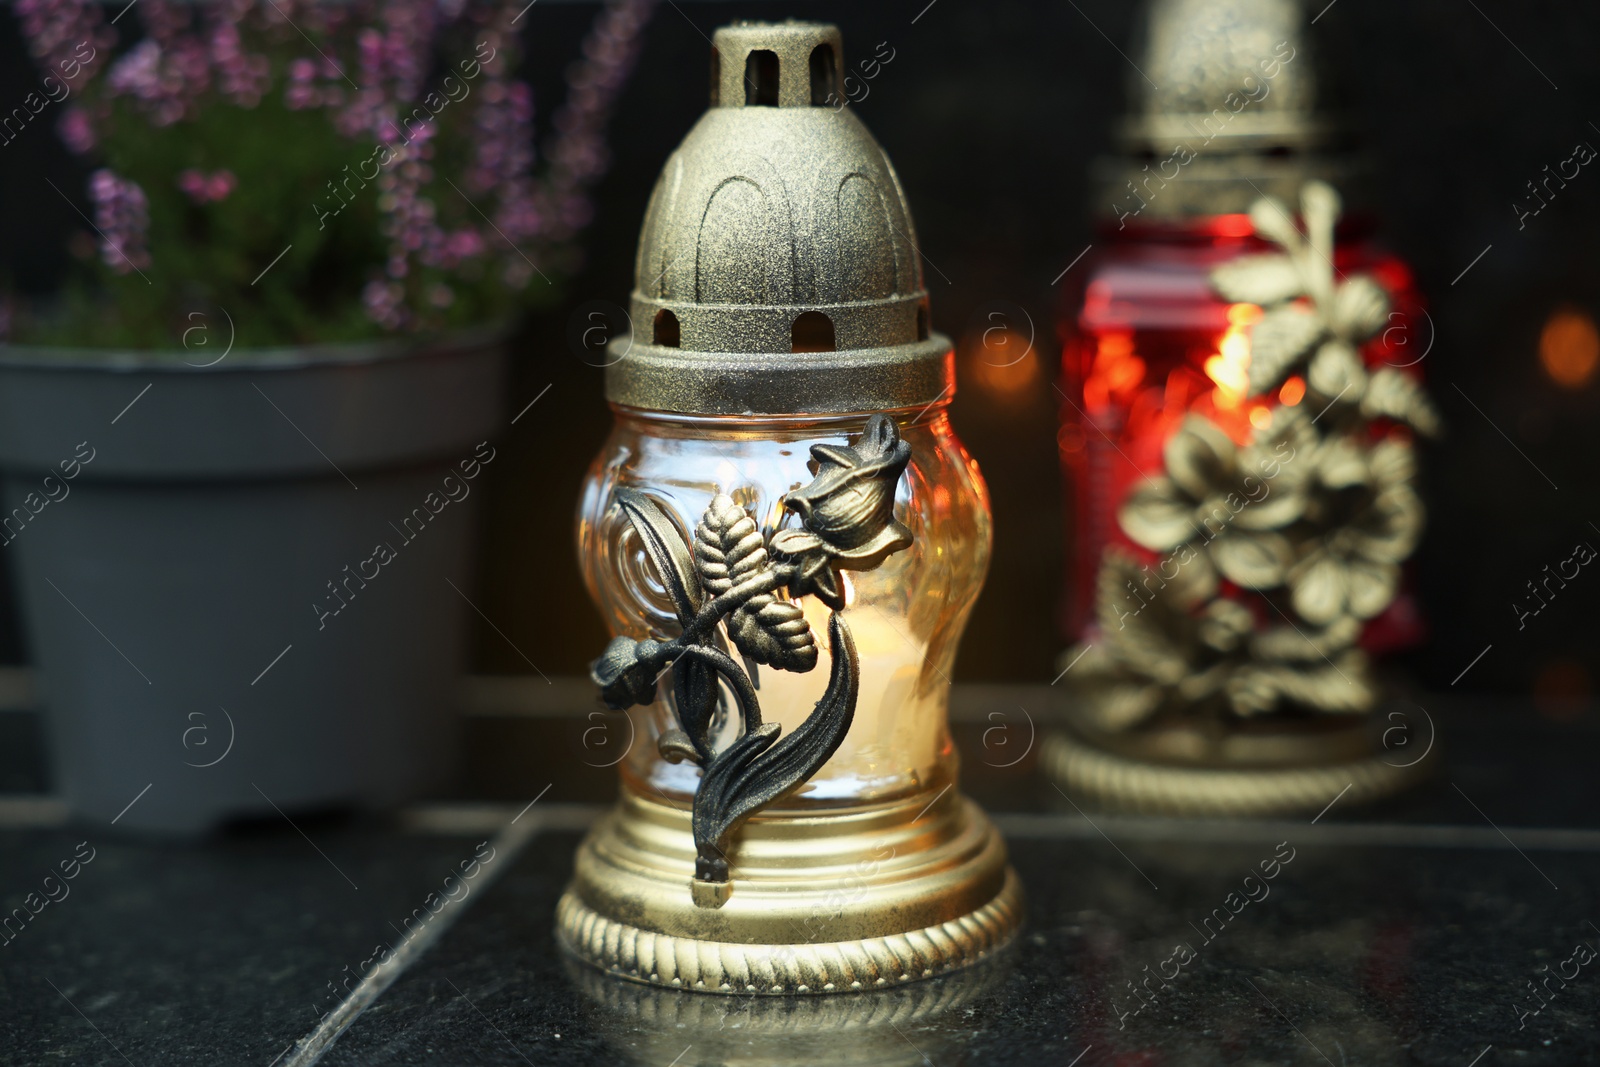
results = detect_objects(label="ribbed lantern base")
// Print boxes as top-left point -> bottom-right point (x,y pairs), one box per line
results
1042,716 -> 1437,817
556,785 -> 1022,995
562,952 -> 1008,1067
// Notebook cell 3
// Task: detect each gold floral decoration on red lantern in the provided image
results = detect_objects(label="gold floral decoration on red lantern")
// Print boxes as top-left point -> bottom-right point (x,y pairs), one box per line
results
1064,181 -> 1442,733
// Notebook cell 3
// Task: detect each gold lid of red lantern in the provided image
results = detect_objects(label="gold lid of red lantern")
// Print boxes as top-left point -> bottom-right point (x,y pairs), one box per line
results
1095,0 -> 1369,221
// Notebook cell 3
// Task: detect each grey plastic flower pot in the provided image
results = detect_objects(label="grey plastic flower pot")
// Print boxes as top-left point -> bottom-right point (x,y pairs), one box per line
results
0,328 -> 507,834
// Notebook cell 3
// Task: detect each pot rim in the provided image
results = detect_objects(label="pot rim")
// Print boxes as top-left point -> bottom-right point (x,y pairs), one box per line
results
0,319 -> 515,374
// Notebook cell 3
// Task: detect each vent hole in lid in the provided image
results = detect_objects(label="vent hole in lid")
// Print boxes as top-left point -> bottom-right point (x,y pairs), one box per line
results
709,47 -> 720,106
654,309 -> 681,348
809,44 -> 837,106
744,49 -> 779,106
916,304 -> 930,341
792,311 -> 836,353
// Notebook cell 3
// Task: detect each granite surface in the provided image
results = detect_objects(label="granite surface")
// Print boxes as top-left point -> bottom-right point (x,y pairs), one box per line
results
4,698 -> 1599,1066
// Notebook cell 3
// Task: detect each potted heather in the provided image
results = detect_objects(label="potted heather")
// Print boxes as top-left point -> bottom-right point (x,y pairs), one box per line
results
0,0 -> 653,832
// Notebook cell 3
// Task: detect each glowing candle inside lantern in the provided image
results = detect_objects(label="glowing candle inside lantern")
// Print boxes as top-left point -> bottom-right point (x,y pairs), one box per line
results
577,409 -> 986,806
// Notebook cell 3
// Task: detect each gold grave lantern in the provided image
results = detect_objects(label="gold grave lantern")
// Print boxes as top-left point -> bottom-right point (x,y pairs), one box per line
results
556,20 -> 1021,994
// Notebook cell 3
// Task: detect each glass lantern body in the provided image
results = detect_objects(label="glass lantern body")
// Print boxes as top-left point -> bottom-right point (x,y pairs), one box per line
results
577,404 -> 991,808
1058,213 -> 1426,648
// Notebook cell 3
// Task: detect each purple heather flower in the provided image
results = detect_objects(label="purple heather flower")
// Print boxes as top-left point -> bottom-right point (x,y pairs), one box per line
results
106,40 -> 163,100
104,2 -> 218,126
15,0 -> 112,86
89,169 -> 151,274
534,0 -> 656,250
443,229 -> 486,263
207,1 -> 272,108
362,279 -> 405,329
285,58 -> 320,110
178,169 -> 237,204
57,106 -> 94,153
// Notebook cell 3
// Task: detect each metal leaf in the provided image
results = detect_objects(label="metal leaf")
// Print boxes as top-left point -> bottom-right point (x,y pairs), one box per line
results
1210,253 -> 1304,306
1246,306 -> 1325,395
1076,673 -> 1165,733
728,599 -> 818,673
1330,276 -> 1391,343
694,494 -> 765,596
1249,195 -> 1303,250
1306,339 -> 1367,402
1227,651 -> 1374,716
1361,368 -> 1443,437
1118,476 -> 1196,552
616,488 -> 702,626
691,612 -> 858,882
671,656 -> 719,763
1286,550 -> 1347,627
1250,616 -> 1361,663
694,494 -> 818,672
1208,529 -> 1291,590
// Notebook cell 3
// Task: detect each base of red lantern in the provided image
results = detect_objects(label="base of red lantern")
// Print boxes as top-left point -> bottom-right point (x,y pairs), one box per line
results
1040,715 -> 1436,817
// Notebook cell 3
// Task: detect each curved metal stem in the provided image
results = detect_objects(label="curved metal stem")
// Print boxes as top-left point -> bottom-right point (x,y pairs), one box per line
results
674,643 -> 763,732
677,569 -> 782,646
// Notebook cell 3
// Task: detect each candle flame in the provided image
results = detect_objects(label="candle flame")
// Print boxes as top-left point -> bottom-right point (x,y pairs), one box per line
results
1203,303 -> 1262,410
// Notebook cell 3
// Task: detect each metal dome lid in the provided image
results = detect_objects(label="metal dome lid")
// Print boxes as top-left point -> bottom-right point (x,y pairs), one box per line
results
605,21 -> 951,416
1094,0 -> 1369,222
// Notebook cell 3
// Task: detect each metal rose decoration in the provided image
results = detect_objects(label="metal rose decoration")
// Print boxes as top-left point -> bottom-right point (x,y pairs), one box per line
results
768,415 -> 914,610
591,415 -> 913,900
1064,181 -> 1440,733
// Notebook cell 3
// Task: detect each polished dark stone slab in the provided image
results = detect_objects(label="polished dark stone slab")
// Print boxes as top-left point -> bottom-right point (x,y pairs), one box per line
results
318,823 -> 1600,1067
3,696 -> 1598,1065
0,820 -> 485,1066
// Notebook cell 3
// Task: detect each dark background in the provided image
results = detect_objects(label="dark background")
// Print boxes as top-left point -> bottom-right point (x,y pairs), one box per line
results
1,0 -> 1596,703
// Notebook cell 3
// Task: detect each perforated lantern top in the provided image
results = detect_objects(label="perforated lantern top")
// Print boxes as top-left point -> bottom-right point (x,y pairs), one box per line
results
1094,0 -> 1368,219
605,21 -> 951,416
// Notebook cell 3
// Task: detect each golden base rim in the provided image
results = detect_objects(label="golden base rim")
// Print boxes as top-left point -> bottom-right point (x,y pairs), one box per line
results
554,786 -> 1024,995
556,866 -> 1023,996
1041,726 -> 1436,816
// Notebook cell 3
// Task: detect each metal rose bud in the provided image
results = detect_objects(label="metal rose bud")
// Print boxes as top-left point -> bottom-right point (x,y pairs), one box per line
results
782,414 -> 913,566
590,636 -> 665,710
